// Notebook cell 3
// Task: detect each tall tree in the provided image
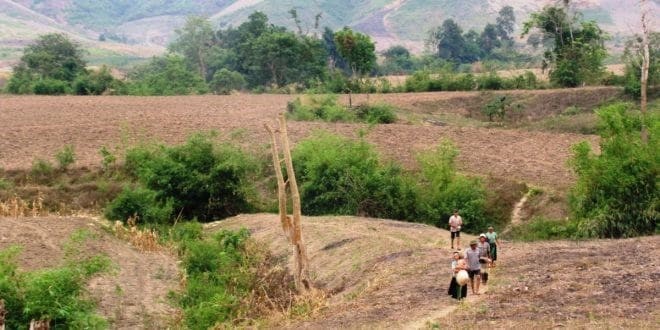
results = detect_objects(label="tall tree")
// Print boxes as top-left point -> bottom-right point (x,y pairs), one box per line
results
522,6 -> 607,87
429,19 -> 468,63
333,27 -> 376,77
496,6 -> 516,42
169,16 -> 215,80
322,27 -> 348,72
639,0 -> 651,143
18,33 -> 86,82
480,24 -> 502,55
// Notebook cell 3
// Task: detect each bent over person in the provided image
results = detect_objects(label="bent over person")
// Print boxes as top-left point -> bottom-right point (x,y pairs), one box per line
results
448,209 -> 463,249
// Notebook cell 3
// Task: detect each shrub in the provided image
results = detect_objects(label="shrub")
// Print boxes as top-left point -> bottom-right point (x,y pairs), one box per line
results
178,228 -> 281,328
477,73 -> 504,90
569,103 -> 658,238
0,234 -> 110,329
30,158 -> 55,183
293,132 -> 416,220
482,96 -> 512,121
104,186 -> 174,224
55,144 -> 75,171
210,69 -> 246,95
99,146 -> 116,172
73,66 -> 116,95
286,95 -> 354,122
354,103 -> 397,124
508,217 -> 577,241
404,71 -> 431,92
119,133 -> 258,222
414,140 -> 487,233
32,78 -> 69,95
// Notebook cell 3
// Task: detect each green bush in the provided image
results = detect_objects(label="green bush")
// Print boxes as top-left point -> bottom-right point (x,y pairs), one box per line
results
55,145 -> 75,171
293,132 -> 416,220
119,133 -> 258,222
32,78 -> 70,95
30,159 -> 55,183
477,73 -> 504,90
178,228 -> 261,329
404,71 -> 431,92
104,186 -> 174,224
210,69 -> 246,95
354,103 -> 397,124
414,140 -> 487,233
569,103 -> 658,238
0,234 -> 110,329
508,217 -> 577,241
73,66 -> 117,95
286,95 -> 354,122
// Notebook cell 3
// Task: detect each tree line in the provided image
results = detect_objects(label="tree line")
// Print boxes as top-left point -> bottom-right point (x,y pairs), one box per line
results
4,5 -> 657,95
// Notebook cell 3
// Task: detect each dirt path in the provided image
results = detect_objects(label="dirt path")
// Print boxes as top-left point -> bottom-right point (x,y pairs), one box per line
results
0,216 -> 180,329
502,190 -> 531,235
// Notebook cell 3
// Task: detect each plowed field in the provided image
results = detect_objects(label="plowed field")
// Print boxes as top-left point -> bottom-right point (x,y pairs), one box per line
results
0,90 -> 602,189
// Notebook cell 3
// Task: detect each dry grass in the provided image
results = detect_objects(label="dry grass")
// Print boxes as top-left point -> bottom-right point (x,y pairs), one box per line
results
109,216 -> 161,252
0,193 -> 45,217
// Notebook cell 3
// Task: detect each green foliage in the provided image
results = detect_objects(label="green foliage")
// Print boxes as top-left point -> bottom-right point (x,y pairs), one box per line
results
210,69 -> 246,95
72,66 -> 118,95
118,133 -> 258,222
55,145 -> 76,171
292,132 -> 416,220
333,27 -> 377,76
104,186 -> 174,224
99,146 -> 117,172
32,78 -> 70,95
0,233 -> 111,329
481,95 -> 518,122
414,140 -> 487,233
622,32 -> 660,98
30,158 -> 55,183
126,54 -> 208,95
286,95 -> 354,122
169,16 -> 215,80
177,228 -> 267,329
354,103 -> 397,124
569,103 -> 658,238
508,217 -> 577,241
522,6 -> 607,87
403,70 -> 541,93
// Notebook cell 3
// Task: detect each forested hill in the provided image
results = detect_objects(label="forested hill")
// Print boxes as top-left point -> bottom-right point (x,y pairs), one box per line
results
0,0 -> 654,67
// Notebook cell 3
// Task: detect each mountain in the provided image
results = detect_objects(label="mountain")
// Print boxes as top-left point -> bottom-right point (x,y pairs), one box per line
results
0,0 -> 656,69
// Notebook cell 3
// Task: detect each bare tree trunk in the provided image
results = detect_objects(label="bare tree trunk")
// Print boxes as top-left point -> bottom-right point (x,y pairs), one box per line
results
0,299 -> 6,330
278,114 -> 311,292
264,124 -> 293,241
640,0 -> 650,143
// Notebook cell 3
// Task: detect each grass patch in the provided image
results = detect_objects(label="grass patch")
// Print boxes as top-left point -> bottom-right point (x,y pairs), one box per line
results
508,217 -> 577,241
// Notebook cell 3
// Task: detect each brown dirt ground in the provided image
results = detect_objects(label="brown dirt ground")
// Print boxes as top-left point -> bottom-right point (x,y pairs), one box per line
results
0,216 -> 179,329
0,88 -> 612,190
207,214 -> 660,329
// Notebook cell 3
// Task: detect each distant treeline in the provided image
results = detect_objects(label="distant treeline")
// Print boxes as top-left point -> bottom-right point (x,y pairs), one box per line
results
4,5 -> 658,96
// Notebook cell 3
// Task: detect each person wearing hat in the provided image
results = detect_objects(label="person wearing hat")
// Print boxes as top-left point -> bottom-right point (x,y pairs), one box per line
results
478,233 -> 491,284
447,251 -> 468,300
465,240 -> 482,294
448,209 -> 463,250
485,226 -> 500,267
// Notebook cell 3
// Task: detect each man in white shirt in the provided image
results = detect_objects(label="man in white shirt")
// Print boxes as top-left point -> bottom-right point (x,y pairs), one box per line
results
448,209 -> 463,249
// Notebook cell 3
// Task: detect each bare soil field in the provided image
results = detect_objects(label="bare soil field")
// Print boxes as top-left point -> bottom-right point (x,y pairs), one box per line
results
0,88 -> 615,189
210,214 -> 660,328
0,216 -> 179,329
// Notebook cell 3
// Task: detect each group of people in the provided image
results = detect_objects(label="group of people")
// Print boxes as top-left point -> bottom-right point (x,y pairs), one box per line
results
446,209 -> 500,300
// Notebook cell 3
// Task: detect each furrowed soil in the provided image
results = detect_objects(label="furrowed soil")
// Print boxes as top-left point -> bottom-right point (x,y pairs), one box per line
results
0,87 -> 617,190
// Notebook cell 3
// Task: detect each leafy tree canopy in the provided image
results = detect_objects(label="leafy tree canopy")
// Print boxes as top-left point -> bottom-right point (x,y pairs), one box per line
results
333,27 -> 377,76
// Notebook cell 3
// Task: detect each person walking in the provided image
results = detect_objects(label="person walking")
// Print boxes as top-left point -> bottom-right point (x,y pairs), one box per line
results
478,234 -> 491,284
465,240 -> 482,295
447,251 -> 468,300
448,209 -> 463,249
485,226 -> 500,267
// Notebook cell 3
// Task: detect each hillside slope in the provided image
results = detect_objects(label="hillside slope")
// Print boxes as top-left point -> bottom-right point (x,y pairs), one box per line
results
0,0 -> 654,67
209,214 -> 660,328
